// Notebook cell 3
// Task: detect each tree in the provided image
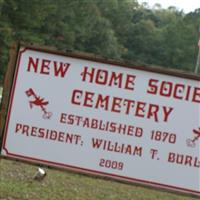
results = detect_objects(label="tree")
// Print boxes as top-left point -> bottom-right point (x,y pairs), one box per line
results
0,0 -> 200,85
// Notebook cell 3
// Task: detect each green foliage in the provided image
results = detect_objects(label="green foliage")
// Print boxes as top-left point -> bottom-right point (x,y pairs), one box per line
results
0,0 -> 200,85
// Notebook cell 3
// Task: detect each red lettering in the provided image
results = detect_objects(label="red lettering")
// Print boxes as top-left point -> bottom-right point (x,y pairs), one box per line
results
192,87 -> 200,103
71,89 -> 82,105
53,62 -> 70,78
84,91 -> 94,107
27,57 -> 70,78
15,123 -> 22,133
22,125 -> 29,136
38,128 -> 45,138
147,104 -> 159,122
67,114 -> 74,125
135,127 -> 143,137
168,152 -> 175,163
185,156 -> 193,166
118,124 -> 127,134
185,85 -> 191,101
123,99 -> 135,114
74,135 -> 81,144
160,81 -> 173,97
60,113 -> 67,123
147,79 -> 200,104
58,132 -> 64,142
31,126 -> 37,137
108,72 -> 123,88
163,107 -> 173,122
95,94 -> 109,110
147,79 -> 158,94
173,84 -> 185,99
150,149 -> 158,159
81,66 -> 95,83
40,59 -> 51,75
125,74 -> 136,90
27,57 -> 39,72
111,97 -> 122,113
96,70 -> 108,85
80,66 -> 136,90
168,152 -> 200,168
127,126 -> 134,136
135,101 -> 146,118
50,131 -> 57,140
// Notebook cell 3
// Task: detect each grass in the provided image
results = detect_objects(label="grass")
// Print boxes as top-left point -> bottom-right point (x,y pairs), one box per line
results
0,158 -> 198,200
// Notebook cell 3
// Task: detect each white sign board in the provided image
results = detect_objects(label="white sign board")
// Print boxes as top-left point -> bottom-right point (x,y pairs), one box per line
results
1,46 -> 200,196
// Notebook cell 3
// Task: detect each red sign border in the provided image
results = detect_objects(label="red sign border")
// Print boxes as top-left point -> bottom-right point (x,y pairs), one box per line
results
1,44 -> 200,197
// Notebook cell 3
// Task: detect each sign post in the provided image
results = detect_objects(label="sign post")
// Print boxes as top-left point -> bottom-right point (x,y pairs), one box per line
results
0,44 -> 200,196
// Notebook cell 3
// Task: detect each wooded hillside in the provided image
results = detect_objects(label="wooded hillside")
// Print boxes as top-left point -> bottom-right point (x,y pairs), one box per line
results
0,0 -> 200,85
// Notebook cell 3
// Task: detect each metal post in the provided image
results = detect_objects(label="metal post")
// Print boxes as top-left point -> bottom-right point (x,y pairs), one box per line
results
194,26 -> 200,74
194,42 -> 200,74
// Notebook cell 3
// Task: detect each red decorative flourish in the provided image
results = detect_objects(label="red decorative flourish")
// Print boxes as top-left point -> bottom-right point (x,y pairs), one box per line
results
25,88 -> 52,119
186,128 -> 200,147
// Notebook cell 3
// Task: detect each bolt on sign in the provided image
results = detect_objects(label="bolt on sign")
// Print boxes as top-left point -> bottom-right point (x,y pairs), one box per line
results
0,44 -> 199,196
